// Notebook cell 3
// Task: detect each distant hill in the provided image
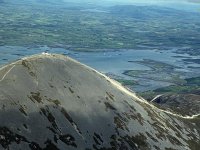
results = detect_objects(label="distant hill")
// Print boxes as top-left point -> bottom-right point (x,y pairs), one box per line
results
152,93 -> 200,116
2,0 -> 64,5
109,5 -> 200,20
144,76 -> 200,117
0,54 -> 199,149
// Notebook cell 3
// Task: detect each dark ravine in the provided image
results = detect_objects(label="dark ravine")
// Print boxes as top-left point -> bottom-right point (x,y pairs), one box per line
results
0,54 -> 199,150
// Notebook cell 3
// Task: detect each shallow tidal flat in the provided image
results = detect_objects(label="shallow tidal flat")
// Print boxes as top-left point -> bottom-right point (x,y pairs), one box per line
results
0,46 -> 200,92
124,59 -> 186,88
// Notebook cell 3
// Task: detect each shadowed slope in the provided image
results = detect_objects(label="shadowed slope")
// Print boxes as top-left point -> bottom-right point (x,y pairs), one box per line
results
0,54 -> 199,150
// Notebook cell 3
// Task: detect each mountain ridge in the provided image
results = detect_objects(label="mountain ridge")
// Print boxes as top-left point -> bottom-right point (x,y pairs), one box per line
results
0,54 -> 199,150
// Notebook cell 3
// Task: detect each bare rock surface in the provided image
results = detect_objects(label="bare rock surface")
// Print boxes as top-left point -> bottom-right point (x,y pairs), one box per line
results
0,54 -> 199,150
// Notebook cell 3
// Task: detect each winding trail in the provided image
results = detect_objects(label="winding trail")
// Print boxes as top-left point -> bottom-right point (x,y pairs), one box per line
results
151,94 -> 163,102
85,62 -> 200,120
0,53 -> 199,120
0,65 -> 15,82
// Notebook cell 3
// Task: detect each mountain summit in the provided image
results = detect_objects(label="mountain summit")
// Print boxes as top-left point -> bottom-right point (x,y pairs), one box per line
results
0,54 -> 199,150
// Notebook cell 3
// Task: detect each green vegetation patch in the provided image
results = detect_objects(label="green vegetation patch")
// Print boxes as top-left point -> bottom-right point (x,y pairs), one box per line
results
140,76 -> 200,100
116,79 -> 138,86
1,3 -> 200,51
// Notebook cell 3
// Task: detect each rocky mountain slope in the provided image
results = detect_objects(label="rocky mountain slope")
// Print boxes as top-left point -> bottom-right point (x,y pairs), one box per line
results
151,94 -> 200,117
0,54 -> 199,150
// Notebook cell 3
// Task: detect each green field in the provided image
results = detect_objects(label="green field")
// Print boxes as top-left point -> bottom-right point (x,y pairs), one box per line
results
1,1 -> 200,52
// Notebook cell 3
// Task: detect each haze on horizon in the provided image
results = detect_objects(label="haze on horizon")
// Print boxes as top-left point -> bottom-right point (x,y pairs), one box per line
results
62,0 -> 200,12
62,0 -> 200,5
3,0 -> 200,12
